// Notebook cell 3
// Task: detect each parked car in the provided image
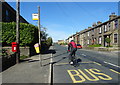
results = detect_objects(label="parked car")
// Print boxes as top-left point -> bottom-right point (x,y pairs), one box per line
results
77,44 -> 82,49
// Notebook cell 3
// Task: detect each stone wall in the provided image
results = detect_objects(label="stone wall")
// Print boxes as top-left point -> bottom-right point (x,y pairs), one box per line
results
83,47 -> 120,51
2,47 -> 30,56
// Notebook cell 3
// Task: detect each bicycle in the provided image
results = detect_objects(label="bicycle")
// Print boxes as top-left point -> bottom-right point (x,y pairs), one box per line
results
67,51 -> 78,67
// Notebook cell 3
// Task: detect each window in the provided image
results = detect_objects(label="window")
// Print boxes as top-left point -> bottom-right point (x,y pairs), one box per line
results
107,22 -> 111,31
114,34 -> 118,43
104,25 -> 107,32
92,29 -> 94,35
6,10 -> 9,21
115,20 -> 118,29
99,37 -> 102,44
113,21 -> 115,29
99,27 -> 102,33
6,10 -> 9,16
87,40 -> 89,44
88,32 -> 89,36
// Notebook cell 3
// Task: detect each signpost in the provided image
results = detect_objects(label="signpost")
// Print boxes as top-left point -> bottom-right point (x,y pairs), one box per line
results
32,13 -> 38,20
32,6 -> 42,67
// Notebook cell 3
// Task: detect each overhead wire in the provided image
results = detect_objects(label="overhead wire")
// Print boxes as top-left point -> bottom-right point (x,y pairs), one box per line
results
55,2 -> 82,35
74,2 -> 117,22
55,1 -> 116,38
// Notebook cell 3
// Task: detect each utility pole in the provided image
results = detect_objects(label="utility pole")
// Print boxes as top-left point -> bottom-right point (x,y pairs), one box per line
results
16,0 -> 20,63
38,6 -> 41,46
38,6 -> 42,67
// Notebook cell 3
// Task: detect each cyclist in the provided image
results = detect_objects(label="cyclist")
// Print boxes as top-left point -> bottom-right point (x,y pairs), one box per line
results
68,40 -> 77,65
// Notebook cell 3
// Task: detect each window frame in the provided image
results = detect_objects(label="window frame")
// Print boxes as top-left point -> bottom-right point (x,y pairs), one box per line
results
114,20 -> 118,29
87,40 -> 90,45
107,22 -> 111,31
104,25 -> 107,32
99,37 -> 102,44
113,33 -> 118,43
99,27 -> 102,34
88,32 -> 89,36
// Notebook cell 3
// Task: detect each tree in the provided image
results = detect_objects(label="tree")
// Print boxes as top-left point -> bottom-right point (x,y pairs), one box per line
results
105,37 -> 111,47
2,22 -> 39,46
46,37 -> 53,46
41,31 -> 48,41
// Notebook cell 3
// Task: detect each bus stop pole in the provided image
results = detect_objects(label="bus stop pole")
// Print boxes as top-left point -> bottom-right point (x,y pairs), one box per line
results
38,6 -> 42,67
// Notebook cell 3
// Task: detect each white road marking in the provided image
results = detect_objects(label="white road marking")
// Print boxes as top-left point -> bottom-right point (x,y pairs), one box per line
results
104,61 -> 120,68
81,54 -> 86,56
0,73 -> 2,85
48,48 -> 53,84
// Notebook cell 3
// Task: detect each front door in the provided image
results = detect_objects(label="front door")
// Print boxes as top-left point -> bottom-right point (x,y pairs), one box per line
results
104,35 -> 110,47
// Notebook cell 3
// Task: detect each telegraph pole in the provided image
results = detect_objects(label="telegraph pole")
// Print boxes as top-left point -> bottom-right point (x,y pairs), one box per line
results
16,0 -> 20,63
38,6 -> 41,46
38,6 -> 42,67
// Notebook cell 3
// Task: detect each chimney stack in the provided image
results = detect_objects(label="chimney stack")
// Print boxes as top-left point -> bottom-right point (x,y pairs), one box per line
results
97,21 -> 102,25
88,27 -> 92,29
92,23 -> 97,27
109,12 -> 117,20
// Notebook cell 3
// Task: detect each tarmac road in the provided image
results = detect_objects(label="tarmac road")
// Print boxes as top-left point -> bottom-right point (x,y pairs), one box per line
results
52,44 -> 120,85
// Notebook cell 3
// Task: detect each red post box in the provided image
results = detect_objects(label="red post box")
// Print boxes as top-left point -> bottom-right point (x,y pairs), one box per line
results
12,42 -> 18,52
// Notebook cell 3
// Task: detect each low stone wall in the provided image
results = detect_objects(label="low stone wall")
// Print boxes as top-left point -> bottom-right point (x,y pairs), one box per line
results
2,47 -> 30,56
83,47 -> 120,51
2,46 -> 37,71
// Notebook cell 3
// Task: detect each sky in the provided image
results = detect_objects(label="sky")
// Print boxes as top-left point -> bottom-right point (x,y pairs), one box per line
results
5,1 -> 119,42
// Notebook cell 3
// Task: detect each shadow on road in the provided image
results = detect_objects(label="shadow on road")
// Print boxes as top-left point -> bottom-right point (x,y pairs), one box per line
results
43,52 -> 67,60
41,49 -> 56,54
43,56 -> 82,67
43,56 -> 68,67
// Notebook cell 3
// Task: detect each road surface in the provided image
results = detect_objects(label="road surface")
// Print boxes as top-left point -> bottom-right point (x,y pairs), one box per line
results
51,44 -> 120,85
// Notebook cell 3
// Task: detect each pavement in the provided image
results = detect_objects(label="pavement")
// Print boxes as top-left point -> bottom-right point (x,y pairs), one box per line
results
1,47 -> 53,84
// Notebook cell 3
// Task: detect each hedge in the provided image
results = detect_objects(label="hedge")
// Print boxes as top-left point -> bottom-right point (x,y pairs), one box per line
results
2,22 -> 39,46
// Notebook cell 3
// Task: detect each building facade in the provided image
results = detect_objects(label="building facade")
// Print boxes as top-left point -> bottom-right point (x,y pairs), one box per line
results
57,40 -> 65,45
67,13 -> 120,47
0,0 -> 28,23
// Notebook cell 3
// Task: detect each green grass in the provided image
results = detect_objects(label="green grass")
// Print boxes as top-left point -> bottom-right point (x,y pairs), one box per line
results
20,55 -> 28,60
106,46 -> 113,48
88,44 -> 102,47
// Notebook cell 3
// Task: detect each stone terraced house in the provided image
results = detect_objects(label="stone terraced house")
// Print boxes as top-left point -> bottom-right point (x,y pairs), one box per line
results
67,13 -> 120,48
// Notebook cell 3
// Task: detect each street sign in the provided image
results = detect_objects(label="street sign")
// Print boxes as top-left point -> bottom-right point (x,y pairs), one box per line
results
32,13 -> 39,20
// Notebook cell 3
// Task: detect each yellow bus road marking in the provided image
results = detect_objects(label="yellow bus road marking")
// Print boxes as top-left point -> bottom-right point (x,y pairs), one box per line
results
110,69 -> 120,74
80,62 -> 94,64
67,70 -> 86,83
67,69 -> 112,83
93,62 -> 102,66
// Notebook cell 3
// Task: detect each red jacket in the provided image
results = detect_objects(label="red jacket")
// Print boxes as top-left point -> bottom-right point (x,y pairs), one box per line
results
68,41 -> 77,51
